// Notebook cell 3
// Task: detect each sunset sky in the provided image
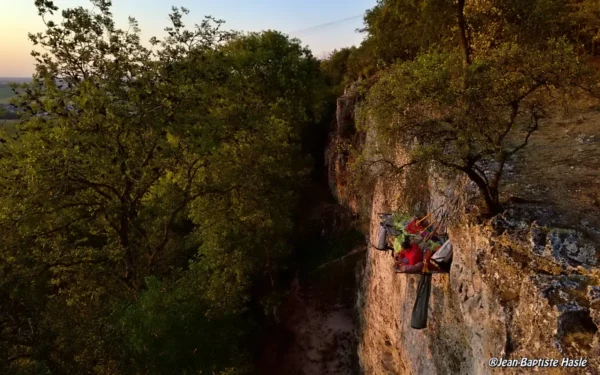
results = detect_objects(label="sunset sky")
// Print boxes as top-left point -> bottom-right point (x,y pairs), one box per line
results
0,0 -> 375,77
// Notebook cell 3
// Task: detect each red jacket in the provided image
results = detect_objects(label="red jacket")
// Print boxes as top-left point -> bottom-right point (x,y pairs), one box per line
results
397,244 -> 423,266
405,219 -> 426,236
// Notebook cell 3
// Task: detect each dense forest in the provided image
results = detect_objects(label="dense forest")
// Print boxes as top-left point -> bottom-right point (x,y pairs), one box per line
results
2,1 -> 328,373
3,0 -> 600,374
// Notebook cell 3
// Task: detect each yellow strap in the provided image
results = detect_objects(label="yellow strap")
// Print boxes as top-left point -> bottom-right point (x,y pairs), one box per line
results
422,249 -> 431,273
422,220 -> 436,233
416,212 -> 432,226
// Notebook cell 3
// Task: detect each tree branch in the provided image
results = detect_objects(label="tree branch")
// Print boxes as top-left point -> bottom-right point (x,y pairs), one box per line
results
473,164 -> 490,186
8,353 -> 32,364
69,176 -> 120,200
457,0 -> 471,67
506,114 -> 540,156
363,159 -> 418,173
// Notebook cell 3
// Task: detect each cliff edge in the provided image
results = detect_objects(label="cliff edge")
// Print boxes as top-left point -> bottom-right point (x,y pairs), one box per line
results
326,89 -> 600,375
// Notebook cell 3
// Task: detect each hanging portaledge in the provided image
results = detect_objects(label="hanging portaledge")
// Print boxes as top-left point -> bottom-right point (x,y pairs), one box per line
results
410,273 -> 432,330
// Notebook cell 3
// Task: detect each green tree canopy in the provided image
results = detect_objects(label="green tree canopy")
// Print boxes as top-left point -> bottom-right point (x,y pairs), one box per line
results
362,0 -> 456,64
353,0 -> 597,214
358,40 -> 585,213
0,1 -> 326,373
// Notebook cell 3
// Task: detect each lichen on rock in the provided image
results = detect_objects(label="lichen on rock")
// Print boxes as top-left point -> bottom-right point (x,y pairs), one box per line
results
545,229 -> 597,267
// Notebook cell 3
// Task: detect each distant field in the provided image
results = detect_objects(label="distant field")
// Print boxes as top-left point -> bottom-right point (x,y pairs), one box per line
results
0,84 -> 15,104
0,77 -> 31,83
0,78 -> 30,104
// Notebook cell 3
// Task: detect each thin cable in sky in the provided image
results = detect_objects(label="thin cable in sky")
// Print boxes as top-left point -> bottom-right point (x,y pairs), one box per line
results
289,15 -> 362,38
291,15 -> 362,37
294,22 -> 363,38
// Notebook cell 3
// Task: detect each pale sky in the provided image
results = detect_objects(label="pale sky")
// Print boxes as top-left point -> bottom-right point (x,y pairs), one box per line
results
0,0 -> 375,77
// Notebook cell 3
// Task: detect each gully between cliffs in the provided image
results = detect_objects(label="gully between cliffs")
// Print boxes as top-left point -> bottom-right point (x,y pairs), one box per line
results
258,102 -> 365,375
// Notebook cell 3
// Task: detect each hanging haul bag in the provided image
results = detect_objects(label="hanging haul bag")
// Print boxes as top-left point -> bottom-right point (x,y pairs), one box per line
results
373,214 -> 395,256
431,239 -> 453,273
431,240 -> 453,263
374,222 -> 388,250
410,273 -> 432,330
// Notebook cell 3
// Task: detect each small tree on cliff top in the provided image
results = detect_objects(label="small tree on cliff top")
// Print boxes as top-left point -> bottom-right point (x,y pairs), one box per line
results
358,40 -> 585,215
355,0 -> 594,215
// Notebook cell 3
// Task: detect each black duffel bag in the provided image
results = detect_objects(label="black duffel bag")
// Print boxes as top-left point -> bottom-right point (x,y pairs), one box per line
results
410,273 -> 432,330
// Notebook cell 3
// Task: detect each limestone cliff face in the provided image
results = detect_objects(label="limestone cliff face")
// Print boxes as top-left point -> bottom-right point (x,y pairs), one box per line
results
326,92 -> 360,213
326,92 -> 600,375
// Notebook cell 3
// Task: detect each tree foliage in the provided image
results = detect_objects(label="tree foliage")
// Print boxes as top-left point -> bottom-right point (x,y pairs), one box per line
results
1,1 -> 326,373
323,0 -> 600,89
353,0 -> 598,214
359,40 -> 585,213
321,48 -> 354,96
362,0 -> 456,64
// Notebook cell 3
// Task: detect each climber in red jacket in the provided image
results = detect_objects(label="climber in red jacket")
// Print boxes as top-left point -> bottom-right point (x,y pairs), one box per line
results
394,238 -> 424,273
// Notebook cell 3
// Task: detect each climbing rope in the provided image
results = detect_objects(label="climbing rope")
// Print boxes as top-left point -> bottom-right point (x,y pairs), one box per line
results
421,220 -> 437,234
415,195 -> 460,227
421,211 -> 450,273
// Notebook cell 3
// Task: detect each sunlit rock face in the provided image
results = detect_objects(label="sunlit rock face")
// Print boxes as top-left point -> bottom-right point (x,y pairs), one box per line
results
327,90 -> 600,375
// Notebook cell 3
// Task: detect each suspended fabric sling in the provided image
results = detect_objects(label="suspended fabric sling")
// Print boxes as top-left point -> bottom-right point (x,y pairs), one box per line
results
409,220 -> 449,330
409,214 -> 436,329
410,273 -> 433,330
399,209 -> 454,329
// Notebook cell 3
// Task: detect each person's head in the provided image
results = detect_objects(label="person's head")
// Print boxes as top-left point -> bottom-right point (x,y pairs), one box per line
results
401,238 -> 411,249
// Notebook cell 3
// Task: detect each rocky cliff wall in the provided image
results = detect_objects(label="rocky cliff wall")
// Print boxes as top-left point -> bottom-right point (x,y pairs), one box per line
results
326,92 -> 600,375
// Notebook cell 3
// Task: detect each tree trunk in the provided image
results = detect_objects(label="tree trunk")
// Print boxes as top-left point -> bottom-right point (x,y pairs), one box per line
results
461,166 -> 503,216
457,0 -> 471,67
119,207 -> 135,284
